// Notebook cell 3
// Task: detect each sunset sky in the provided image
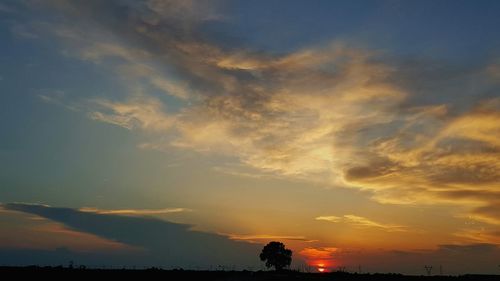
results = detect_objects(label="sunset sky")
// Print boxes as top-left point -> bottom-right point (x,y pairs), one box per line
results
1,0 -> 499,275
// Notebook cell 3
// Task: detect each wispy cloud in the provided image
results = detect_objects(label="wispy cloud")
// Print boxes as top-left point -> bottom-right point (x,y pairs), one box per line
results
227,234 -> 317,243
454,228 -> 500,245
38,90 -> 80,111
315,216 -> 343,223
344,99 -> 500,224
79,207 -> 190,215
21,0 -> 500,227
316,215 -> 408,232
1,202 -> 50,209
88,97 -> 175,131
211,166 -> 289,180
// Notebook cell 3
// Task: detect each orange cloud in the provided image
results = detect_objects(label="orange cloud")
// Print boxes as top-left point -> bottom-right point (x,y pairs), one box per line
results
300,247 -> 338,260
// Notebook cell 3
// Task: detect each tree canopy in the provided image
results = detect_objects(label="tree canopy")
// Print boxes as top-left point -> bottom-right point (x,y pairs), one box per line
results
259,241 -> 292,271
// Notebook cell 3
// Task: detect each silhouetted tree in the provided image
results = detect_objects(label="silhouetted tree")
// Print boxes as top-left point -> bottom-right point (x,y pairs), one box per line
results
259,241 -> 292,271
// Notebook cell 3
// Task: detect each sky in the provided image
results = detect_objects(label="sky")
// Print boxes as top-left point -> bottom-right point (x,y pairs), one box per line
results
0,0 -> 499,275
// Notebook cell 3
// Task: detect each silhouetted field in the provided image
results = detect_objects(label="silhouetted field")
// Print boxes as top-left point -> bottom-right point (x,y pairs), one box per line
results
0,266 -> 498,280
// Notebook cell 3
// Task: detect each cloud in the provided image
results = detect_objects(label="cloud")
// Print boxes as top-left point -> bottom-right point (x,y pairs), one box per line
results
211,165 -> 286,180
38,90 -> 80,111
0,202 -> 50,209
299,247 -> 338,260
79,207 -> 190,216
88,97 -> 175,131
2,203 -> 261,268
0,204 -> 139,254
22,0 -> 500,227
316,215 -> 408,232
344,99 -> 500,225
454,229 -> 500,245
169,44 -> 406,183
315,216 -> 343,223
149,76 -> 191,100
227,234 -> 316,243
470,202 -> 500,225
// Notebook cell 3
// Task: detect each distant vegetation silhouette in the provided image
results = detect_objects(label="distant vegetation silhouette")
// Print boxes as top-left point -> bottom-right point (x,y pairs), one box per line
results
1,266 -> 499,280
259,241 -> 292,271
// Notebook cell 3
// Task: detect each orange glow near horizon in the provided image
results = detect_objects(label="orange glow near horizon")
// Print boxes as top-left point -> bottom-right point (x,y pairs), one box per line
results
299,247 -> 337,272
311,260 -> 333,273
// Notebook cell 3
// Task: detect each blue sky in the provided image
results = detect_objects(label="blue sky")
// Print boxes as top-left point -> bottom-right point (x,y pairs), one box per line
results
1,0 -> 499,274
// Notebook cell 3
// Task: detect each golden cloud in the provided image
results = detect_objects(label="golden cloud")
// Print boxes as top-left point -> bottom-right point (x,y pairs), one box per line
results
226,234 -> 316,244
344,99 -> 500,226
316,215 -> 408,232
79,207 -> 190,215
89,97 -> 175,131
38,0 -> 500,235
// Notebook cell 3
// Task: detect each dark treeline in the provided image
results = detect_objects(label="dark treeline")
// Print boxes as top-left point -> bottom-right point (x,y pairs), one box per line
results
0,266 -> 498,281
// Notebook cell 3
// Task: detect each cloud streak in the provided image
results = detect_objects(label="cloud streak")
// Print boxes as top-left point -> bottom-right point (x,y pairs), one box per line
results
316,215 -> 408,232
88,97 -> 175,131
227,234 -> 317,243
79,207 -> 190,215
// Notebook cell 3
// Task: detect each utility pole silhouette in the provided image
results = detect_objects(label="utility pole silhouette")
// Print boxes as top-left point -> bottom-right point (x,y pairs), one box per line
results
424,265 -> 433,276
439,265 -> 443,275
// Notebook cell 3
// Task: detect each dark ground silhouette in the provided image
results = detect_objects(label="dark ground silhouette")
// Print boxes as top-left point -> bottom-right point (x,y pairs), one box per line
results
0,267 -> 498,281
